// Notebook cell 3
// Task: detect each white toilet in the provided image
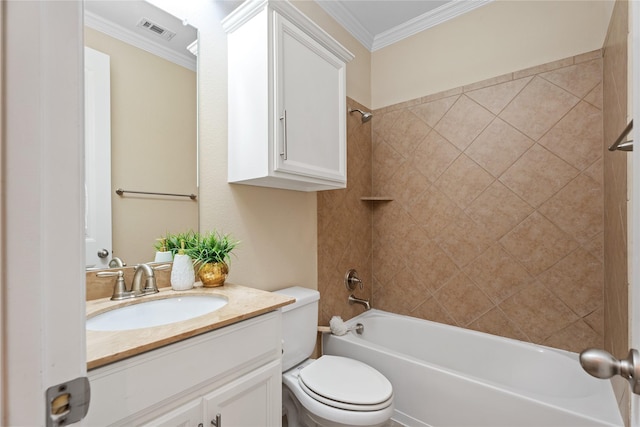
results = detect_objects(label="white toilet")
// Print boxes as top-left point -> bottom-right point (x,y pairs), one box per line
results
275,286 -> 394,427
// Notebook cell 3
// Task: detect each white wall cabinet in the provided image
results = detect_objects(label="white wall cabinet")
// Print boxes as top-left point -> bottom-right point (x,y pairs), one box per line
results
223,0 -> 354,192
85,311 -> 282,427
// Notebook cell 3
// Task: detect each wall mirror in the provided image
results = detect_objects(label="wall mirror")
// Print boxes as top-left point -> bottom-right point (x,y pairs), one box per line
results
84,0 -> 199,269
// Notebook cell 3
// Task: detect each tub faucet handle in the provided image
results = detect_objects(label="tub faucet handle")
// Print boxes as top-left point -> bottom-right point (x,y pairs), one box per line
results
345,269 -> 363,291
580,348 -> 640,395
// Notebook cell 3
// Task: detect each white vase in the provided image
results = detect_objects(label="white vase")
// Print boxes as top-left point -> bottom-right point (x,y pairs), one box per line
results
170,254 -> 195,291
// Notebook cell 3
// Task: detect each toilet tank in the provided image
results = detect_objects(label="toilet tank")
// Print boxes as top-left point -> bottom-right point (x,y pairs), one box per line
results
273,286 -> 320,371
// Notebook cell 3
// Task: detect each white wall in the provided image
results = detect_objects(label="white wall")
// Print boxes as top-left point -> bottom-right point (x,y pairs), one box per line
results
371,0 -> 615,109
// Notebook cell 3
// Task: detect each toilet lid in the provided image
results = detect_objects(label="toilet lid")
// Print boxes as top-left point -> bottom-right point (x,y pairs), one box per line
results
298,355 -> 393,411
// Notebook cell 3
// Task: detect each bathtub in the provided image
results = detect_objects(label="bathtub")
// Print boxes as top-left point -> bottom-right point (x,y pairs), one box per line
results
322,310 -> 623,427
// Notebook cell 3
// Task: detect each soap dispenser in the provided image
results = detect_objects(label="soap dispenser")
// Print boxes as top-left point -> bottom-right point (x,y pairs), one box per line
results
170,240 -> 195,291
154,238 -> 173,263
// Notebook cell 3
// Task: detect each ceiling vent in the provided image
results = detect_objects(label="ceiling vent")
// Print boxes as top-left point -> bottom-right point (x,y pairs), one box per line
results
136,18 -> 176,41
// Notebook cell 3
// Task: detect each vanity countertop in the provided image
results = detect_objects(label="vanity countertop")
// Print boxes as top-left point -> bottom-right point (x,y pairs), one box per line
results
86,283 -> 294,370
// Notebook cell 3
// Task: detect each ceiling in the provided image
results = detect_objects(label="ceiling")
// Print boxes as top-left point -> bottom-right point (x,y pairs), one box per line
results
83,0 -> 493,66
316,0 -> 492,51
84,0 -> 198,70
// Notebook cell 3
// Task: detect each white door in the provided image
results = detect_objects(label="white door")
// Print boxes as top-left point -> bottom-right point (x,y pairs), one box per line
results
84,47 -> 112,269
3,1 -> 87,425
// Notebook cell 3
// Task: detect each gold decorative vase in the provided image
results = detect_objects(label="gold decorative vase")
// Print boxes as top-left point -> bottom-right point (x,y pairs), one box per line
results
198,262 -> 228,287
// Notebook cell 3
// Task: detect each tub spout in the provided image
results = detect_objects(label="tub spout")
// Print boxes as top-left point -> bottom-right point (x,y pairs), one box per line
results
348,294 -> 371,310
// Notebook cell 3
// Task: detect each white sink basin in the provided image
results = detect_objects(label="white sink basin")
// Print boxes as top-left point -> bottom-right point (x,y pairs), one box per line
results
86,295 -> 228,331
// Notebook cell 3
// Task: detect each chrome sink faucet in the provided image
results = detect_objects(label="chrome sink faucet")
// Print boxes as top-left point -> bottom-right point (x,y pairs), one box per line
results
96,263 -> 170,301
108,257 -> 126,268
131,263 -> 158,296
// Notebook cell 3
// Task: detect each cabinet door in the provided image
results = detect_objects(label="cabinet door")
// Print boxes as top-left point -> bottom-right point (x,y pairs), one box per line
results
275,12 -> 346,184
203,361 -> 281,427
139,399 -> 202,427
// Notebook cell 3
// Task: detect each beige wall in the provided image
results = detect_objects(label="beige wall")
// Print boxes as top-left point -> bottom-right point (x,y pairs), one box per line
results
151,0 -> 616,297
371,0 -> 615,109
164,1 -> 369,291
602,0 -> 630,421
85,28 -> 198,265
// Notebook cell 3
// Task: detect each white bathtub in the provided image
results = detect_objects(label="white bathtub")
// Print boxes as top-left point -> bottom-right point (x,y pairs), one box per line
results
322,310 -> 623,427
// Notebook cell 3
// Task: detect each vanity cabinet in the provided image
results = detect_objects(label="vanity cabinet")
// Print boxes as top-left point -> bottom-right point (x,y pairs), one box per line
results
143,361 -> 280,427
203,361 -> 280,426
85,311 -> 282,426
223,0 -> 354,192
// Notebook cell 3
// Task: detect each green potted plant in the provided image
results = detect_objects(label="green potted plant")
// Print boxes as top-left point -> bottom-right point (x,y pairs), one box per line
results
187,231 -> 239,287
154,230 -> 199,257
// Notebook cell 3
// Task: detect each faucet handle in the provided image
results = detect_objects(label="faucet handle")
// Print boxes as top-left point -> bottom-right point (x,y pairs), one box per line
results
152,263 -> 172,271
96,270 -> 132,301
135,263 -> 171,272
345,269 -> 363,291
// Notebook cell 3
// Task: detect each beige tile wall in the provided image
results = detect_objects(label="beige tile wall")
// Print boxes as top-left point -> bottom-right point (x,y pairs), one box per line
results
362,51 -> 605,353
317,99 -> 373,325
602,0 -> 630,421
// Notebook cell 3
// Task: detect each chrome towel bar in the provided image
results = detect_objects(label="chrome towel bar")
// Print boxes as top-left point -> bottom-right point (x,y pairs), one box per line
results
608,120 -> 633,152
115,188 -> 197,200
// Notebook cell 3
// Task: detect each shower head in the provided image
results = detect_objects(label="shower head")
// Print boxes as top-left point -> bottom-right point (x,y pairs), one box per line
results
349,108 -> 373,123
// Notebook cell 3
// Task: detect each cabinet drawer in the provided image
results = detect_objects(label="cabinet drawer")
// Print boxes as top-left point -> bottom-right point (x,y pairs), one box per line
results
86,311 -> 281,425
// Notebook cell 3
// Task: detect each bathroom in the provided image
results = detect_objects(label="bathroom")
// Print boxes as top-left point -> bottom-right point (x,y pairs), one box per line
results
2,0 -> 639,426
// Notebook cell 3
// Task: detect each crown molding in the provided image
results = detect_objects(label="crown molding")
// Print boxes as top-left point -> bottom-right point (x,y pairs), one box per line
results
372,0 -> 493,51
223,0 -> 354,63
316,0 -> 492,52
84,11 -> 196,71
315,0 -> 374,51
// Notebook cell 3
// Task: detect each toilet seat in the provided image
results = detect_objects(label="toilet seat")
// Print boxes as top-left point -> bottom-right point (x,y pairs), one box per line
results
298,355 -> 393,411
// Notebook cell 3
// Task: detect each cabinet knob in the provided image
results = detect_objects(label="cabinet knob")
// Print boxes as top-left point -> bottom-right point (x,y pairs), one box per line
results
211,413 -> 222,427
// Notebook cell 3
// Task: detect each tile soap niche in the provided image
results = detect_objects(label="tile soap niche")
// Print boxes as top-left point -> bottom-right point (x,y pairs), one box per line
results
360,197 -> 393,201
